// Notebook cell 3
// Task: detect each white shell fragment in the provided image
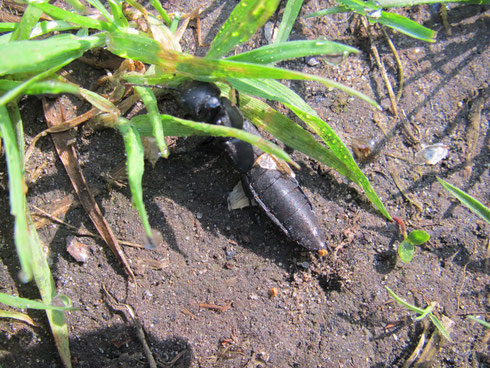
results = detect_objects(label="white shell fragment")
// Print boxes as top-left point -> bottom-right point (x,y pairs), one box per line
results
414,143 -> 449,165
228,181 -> 256,210
66,236 -> 91,263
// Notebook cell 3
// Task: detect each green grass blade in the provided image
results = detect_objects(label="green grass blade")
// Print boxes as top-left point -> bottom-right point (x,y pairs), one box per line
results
106,32 -> 165,65
85,0 -> 115,25
0,23 -> 17,32
63,0 -> 87,13
0,106 -> 33,282
10,4 -> 43,41
0,292 -> 75,311
206,0 -> 281,59
134,86 -> 169,158
0,79 -> 81,95
235,93 -> 358,181
385,287 -> 426,315
289,106 -> 391,220
226,78 -> 317,114
428,314 -> 452,341
0,34 -> 104,76
468,315 -> 490,329
0,309 -> 36,325
274,0 -> 304,43
375,0 -> 489,8
28,219 -> 72,368
117,121 -> 153,239
374,11 -> 436,42
29,20 -> 82,39
131,114 -> 292,164
306,7 -> 349,18
226,39 -> 359,64
26,0 -> 115,31
108,0 -> 129,28
437,177 -> 490,224
147,0 -> 172,26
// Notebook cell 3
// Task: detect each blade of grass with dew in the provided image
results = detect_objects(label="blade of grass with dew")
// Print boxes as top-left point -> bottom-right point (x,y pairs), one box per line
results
374,11 -> 436,42
337,0 -> 435,42
226,39 -> 359,64
0,34 -> 105,77
274,0 -> 304,43
0,59 -> 83,107
385,286 -> 426,315
134,86 -> 169,158
206,0 -> 281,59
117,120 -> 153,239
0,309 -> 36,326
375,0 -> 489,7
225,78 -> 317,115
306,7 -> 349,18
437,177 -> 490,224
288,105 -> 391,219
28,218 -> 72,368
131,114 -> 293,164
0,292 -> 75,311
0,106 -> 33,282
107,34 -> 380,109
9,4 -> 43,41
235,93 -> 358,182
26,0 -> 115,31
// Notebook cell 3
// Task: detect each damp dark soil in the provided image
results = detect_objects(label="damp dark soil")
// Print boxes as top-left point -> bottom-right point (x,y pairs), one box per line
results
0,1 -> 488,367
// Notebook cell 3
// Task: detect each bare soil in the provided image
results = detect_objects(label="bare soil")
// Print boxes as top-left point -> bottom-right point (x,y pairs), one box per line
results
0,1 -> 488,367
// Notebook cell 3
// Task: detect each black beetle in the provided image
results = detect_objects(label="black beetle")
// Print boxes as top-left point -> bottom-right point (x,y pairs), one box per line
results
176,81 -> 327,252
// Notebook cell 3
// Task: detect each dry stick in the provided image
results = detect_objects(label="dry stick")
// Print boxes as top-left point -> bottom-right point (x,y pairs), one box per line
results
362,17 -> 398,116
382,28 -> 404,102
102,285 -> 157,368
42,97 -> 135,280
387,159 -> 424,213
32,205 -> 145,248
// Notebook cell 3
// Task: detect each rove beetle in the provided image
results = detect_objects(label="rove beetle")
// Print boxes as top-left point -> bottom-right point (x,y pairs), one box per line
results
176,81 -> 327,252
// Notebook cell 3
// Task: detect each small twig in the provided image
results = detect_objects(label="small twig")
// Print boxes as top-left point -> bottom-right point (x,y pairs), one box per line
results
180,307 -> 199,319
198,301 -> 232,313
388,159 -> 424,213
361,17 -> 398,116
32,205 -> 145,248
102,285 -> 157,368
382,28 -> 404,101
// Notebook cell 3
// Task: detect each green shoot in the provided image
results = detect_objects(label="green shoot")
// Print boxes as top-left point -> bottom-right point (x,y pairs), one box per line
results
385,286 -> 451,341
467,315 -> 490,329
437,177 -> 490,224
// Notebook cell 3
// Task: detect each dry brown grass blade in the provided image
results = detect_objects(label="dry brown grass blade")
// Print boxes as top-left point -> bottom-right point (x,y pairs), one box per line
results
42,96 -> 135,280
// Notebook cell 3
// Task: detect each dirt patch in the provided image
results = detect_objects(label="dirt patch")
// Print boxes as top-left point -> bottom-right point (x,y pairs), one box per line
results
0,1 -> 488,367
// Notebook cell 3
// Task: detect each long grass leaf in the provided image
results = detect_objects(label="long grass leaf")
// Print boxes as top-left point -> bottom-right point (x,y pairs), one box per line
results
0,309 -> 36,326
0,292 -> 74,311
374,11 -> 436,42
117,121 -> 153,238
85,0 -> 115,25
306,7 -> 349,18
288,106 -> 391,219
29,219 -> 72,368
26,0 -> 115,31
0,79 -> 80,96
385,287 -> 426,314
131,114 -> 292,164
0,106 -> 33,282
236,93 -> 357,182
428,314 -> 452,341
275,0 -> 304,43
10,4 -> 43,41
134,87 -> 169,158
0,34 -> 104,76
226,39 -> 359,64
206,0 -> 281,59
437,177 -> 490,224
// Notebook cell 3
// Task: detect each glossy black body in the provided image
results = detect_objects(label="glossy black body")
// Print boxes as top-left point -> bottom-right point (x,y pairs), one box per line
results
176,81 -> 326,251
